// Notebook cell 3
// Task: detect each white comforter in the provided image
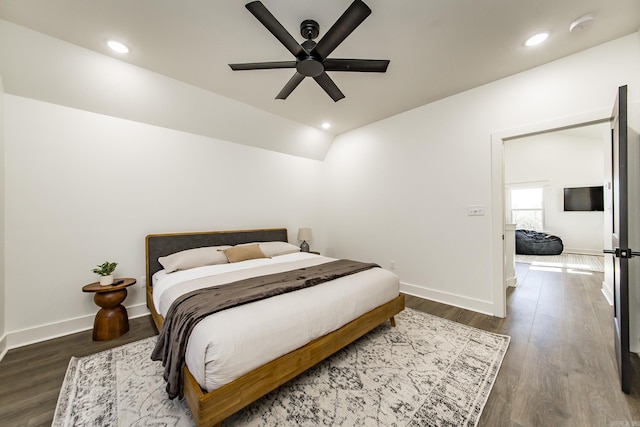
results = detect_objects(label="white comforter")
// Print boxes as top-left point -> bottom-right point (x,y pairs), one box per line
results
152,252 -> 400,392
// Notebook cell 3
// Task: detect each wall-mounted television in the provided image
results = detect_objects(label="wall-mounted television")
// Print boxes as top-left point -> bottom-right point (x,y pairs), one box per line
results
563,186 -> 604,211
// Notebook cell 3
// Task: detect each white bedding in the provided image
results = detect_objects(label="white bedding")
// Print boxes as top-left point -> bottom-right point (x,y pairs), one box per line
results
152,252 -> 400,392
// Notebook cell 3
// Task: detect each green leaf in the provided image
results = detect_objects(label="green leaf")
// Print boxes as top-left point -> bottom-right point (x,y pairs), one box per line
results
91,261 -> 118,276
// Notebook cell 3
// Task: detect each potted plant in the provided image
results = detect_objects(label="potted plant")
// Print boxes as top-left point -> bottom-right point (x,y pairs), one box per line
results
92,261 -> 118,286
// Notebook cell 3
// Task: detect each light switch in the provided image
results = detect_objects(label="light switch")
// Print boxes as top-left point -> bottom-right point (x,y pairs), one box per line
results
468,205 -> 485,216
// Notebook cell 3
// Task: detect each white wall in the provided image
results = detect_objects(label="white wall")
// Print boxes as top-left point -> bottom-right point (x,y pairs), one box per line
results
0,20 -> 334,161
504,129 -> 606,254
4,95 -> 324,347
322,33 -> 640,318
0,75 -> 6,359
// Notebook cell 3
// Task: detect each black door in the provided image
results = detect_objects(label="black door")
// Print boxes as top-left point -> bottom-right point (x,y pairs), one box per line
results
606,85 -> 634,393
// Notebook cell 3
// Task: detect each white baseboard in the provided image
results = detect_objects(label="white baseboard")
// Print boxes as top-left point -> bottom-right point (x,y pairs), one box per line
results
563,248 -> 605,256
601,280 -> 614,306
4,303 -> 150,351
0,333 -> 7,362
506,276 -> 518,287
400,282 -> 495,316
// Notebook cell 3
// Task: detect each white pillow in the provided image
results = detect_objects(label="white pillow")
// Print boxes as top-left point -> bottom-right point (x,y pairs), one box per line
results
237,241 -> 301,257
258,241 -> 301,257
158,245 -> 231,273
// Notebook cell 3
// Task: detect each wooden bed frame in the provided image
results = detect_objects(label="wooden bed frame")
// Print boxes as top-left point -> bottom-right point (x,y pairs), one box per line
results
145,227 -> 405,427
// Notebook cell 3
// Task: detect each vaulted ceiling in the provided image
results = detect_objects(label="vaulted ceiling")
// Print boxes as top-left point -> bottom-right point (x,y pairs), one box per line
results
1,0 -> 639,135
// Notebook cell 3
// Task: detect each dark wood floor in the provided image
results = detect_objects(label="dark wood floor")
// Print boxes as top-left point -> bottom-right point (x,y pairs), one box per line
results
0,315 -> 157,427
406,262 -> 640,426
1,262 -> 639,426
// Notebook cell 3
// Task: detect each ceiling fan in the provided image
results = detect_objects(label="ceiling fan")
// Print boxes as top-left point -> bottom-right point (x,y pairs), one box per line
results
229,0 -> 390,102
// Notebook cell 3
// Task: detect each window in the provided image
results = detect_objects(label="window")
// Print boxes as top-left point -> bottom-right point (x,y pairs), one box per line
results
508,186 -> 544,231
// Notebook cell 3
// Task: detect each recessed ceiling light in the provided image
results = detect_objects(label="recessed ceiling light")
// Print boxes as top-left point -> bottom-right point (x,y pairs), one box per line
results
525,32 -> 549,47
321,122 -> 331,130
107,40 -> 130,53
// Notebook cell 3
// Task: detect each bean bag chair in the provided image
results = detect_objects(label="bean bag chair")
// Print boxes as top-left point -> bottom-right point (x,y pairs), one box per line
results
515,229 -> 564,255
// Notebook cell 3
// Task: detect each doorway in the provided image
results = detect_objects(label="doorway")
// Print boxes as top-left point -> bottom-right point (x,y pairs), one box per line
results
490,109 -> 612,317
506,124 -> 609,251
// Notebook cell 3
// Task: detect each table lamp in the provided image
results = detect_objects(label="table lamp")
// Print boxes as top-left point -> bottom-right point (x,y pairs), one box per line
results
297,228 -> 312,252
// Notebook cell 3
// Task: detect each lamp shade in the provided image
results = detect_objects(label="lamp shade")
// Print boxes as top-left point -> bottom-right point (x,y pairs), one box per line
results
297,228 -> 312,242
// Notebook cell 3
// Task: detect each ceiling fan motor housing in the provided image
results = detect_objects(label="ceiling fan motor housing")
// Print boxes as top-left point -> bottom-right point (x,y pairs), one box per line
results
297,21 -> 323,76
300,19 -> 320,40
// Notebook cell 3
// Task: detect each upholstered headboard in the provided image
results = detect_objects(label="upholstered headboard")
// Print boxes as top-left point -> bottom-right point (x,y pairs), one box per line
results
144,227 -> 289,330
145,228 -> 289,287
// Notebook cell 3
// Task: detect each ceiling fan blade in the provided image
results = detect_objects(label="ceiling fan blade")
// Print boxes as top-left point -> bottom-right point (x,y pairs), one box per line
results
313,72 -> 345,102
276,72 -> 306,99
323,59 -> 389,72
245,1 -> 305,58
312,0 -> 371,60
229,61 -> 296,71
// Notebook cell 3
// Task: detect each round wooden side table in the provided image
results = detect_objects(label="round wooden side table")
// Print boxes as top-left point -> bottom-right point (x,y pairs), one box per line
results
82,278 -> 136,341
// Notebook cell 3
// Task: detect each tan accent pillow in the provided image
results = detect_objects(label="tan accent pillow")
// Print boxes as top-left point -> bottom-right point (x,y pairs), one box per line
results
158,246 -> 231,273
223,244 -> 268,263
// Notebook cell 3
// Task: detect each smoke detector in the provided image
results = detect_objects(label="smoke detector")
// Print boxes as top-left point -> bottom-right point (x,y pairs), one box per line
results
569,14 -> 595,32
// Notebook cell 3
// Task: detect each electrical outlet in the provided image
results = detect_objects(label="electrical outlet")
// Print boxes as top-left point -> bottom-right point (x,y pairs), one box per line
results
140,275 -> 146,285
390,260 -> 396,270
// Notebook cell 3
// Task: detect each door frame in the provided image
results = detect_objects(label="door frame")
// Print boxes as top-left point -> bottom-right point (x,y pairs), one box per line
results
490,108 -> 611,317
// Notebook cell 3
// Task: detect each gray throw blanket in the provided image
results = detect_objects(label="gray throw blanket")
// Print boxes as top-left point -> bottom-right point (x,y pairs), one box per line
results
151,259 -> 379,399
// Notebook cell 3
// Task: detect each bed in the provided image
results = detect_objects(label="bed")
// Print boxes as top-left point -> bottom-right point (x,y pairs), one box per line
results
145,228 -> 405,427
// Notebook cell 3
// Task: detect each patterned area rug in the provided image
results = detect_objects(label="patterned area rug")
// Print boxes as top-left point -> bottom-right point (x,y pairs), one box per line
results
53,308 -> 509,427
